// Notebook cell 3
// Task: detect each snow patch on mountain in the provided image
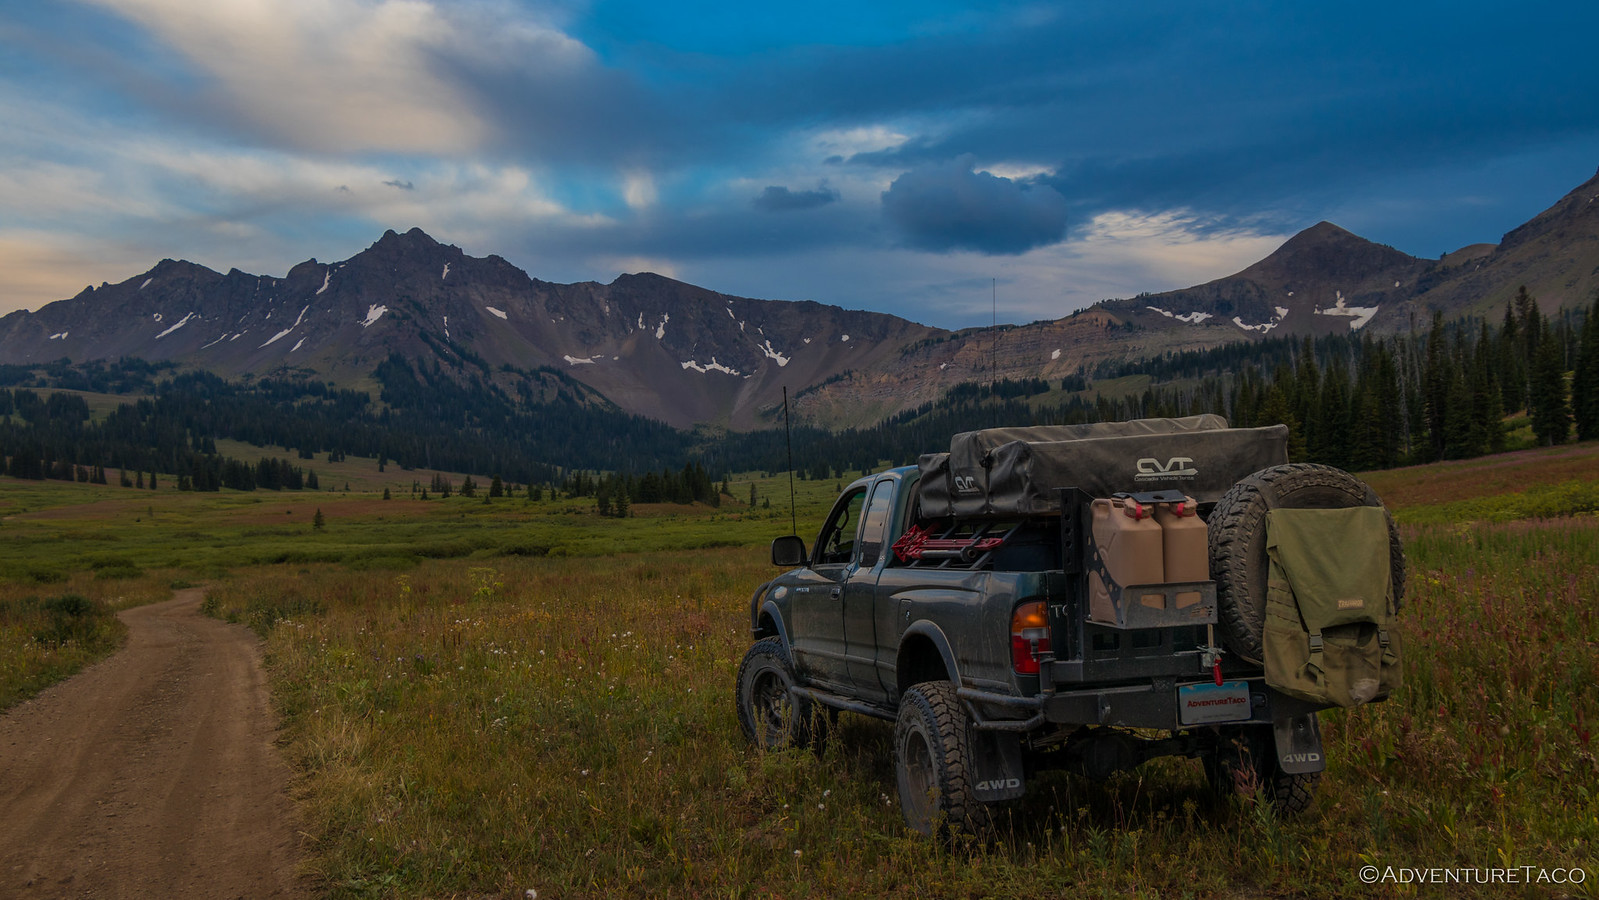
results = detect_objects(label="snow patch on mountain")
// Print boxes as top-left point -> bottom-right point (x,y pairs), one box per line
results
485,306 -> 507,320
442,263 -> 451,280
1233,316 -> 1279,334
655,314 -> 669,340
292,338 -> 305,352
681,358 -> 740,375
153,313 -> 163,323
49,331 -> 68,341
362,305 -> 388,328
841,334 -> 850,342
156,311 -> 196,339
316,272 -> 331,295
759,340 -> 790,367
1147,306 -> 1214,324
140,278 -> 152,290
261,305 -> 309,347
564,355 -> 597,365
1314,292 -> 1380,330
1051,348 -> 1061,360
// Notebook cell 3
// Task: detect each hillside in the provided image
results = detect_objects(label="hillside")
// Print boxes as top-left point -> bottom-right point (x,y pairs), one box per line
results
2,167 -> 1597,430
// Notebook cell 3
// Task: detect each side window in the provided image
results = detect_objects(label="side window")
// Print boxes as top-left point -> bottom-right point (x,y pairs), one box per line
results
857,482 -> 894,568
814,488 -> 867,566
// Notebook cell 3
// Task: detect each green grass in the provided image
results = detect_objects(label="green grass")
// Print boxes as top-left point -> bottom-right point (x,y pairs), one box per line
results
0,572 -> 175,711
5,446 -> 1599,896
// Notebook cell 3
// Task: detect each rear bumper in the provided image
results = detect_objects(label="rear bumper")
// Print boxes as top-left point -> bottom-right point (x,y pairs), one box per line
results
960,676 -> 1330,733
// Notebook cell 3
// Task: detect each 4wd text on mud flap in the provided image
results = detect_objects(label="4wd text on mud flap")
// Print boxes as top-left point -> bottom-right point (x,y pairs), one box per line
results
977,779 -> 1022,792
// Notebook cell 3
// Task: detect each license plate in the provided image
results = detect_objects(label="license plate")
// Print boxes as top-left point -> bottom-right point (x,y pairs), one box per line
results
1178,681 -> 1252,725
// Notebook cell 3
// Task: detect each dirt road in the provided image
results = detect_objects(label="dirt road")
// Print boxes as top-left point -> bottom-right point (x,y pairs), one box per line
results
0,589 -> 310,899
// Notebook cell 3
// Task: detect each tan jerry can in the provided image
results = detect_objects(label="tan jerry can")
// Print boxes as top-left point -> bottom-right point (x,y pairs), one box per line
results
1154,497 -> 1208,610
1088,497 -> 1165,624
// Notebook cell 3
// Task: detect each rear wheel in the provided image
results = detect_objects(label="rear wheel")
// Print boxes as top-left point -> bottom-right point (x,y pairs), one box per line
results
735,638 -> 821,750
1209,463 -> 1405,664
1204,724 -> 1319,816
894,681 -> 989,839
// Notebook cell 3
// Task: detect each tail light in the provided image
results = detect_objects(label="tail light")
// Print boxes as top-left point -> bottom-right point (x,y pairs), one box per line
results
1011,600 -> 1051,674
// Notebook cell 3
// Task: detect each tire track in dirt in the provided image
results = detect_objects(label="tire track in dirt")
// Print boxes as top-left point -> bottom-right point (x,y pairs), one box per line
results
0,588 -> 310,899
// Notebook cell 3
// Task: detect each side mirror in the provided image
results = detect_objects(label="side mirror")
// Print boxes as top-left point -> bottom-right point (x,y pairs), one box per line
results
771,535 -> 808,567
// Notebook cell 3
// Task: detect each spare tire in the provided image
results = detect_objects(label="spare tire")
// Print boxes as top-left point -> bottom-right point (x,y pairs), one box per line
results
1208,463 -> 1405,665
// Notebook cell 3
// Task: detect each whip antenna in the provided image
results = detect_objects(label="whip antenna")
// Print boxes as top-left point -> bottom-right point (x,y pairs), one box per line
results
784,386 -> 797,536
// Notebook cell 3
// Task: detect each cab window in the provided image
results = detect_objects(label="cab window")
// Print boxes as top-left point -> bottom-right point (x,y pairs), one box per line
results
814,487 -> 867,566
857,482 -> 895,568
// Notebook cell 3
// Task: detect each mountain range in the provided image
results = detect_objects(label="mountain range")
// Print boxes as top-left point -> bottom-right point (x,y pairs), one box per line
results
3,167 -> 1596,430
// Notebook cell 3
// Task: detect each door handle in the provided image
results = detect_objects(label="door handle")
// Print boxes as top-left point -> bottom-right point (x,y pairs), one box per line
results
831,587 -> 842,600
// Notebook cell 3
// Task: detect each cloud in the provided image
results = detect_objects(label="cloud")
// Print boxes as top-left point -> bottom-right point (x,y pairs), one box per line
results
881,157 -> 1068,254
383,179 -> 415,190
72,0 -> 588,154
752,184 -> 839,212
0,232 -> 156,314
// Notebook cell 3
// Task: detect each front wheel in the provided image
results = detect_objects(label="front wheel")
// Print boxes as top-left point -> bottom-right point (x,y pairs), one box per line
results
1204,724 -> 1320,816
893,681 -> 989,839
735,638 -> 821,750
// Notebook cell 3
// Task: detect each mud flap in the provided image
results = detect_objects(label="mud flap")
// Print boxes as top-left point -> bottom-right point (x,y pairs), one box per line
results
970,729 -> 1026,802
1273,713 -> 1324,775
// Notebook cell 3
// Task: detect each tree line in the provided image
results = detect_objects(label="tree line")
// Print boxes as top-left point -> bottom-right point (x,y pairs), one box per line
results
1,290 -> 1594,493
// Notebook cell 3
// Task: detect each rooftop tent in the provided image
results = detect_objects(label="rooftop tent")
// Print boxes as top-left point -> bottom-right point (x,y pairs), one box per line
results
918,416 -> 1289,517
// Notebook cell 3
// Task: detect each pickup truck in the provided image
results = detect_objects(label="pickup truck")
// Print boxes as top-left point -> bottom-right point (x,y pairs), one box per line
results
735,418 -> 1403,836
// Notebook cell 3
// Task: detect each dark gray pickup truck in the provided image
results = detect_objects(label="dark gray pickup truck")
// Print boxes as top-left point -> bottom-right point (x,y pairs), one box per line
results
735,417 -> 1404,836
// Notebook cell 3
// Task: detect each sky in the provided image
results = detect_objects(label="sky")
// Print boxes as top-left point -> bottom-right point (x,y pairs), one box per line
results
2,1 -> 1597,330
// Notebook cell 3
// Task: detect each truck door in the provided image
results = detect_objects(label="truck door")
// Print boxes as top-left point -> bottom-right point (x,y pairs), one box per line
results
789,485 -> 866,687
843,479 -> 895,699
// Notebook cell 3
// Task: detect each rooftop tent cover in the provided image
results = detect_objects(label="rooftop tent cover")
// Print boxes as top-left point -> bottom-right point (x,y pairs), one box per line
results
919,415 -> 1289,517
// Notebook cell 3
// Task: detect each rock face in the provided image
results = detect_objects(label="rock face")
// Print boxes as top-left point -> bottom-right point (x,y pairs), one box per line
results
0,228 -> 938,429
3,168 -> 1597,428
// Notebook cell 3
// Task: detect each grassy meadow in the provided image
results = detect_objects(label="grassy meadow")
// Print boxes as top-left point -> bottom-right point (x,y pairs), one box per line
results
2,445 -> 1597,897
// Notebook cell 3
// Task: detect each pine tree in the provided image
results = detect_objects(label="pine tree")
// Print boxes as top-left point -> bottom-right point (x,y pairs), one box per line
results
1530,321 -> 1572,445
1574,296 -> 1599,441
313,508 -> 326,530
490,474 -> 503,498
383,487 -> 391,500
1422,312 -> 1449,461
1471,321 -> 1505,453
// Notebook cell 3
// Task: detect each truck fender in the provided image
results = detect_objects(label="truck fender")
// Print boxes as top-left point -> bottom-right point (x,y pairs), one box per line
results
895,620 -> 961,696
746,581 -> 772,634
755,598 -> 792,654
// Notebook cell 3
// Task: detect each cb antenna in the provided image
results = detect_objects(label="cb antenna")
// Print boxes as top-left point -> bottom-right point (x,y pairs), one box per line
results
784,386 -> 797,536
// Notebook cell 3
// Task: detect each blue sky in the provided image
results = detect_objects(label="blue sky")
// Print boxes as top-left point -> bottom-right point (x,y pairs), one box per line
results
2,0 -> 1596,329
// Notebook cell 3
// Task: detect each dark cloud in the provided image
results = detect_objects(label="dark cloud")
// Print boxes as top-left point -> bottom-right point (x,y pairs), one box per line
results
383,179 -> 415,190
753,184 -> 839,212
881,158 -> 1068,254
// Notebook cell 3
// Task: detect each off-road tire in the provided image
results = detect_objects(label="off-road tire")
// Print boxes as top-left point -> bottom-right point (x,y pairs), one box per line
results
1209,463 -> 1405,664
736,638 -> 821,751
893,681 -> 990,840
1204,724 -> 1320,816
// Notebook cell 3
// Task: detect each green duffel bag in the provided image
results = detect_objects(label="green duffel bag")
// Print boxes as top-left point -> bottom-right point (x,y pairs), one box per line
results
1263,506 -> 1401,707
